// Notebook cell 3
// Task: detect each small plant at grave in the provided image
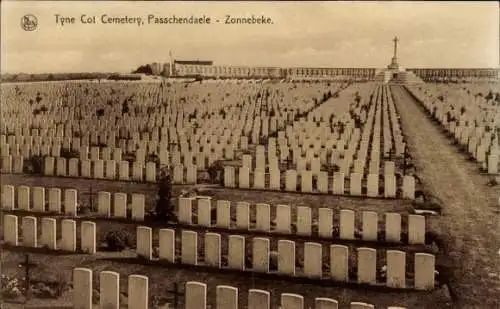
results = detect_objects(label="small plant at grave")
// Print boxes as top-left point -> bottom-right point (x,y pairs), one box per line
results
92,289 -> 100,304
96,108 -> 105,117
486,177 -> 499,187
105,230 -> 133,251
60,148 -> 79,159
155,168 -> 177,222
1,275 -> 23,300
207,161 -> 223,184
24,155 -> 44,174
34,269 -> 70,298
146,154 -> 160,165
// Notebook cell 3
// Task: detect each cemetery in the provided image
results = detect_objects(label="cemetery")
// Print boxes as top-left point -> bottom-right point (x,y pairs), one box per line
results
0,45 -> 498,307
0,81 -> 417,199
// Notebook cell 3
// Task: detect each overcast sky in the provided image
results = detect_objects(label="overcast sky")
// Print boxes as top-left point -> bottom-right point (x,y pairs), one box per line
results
1,1 -> 498,73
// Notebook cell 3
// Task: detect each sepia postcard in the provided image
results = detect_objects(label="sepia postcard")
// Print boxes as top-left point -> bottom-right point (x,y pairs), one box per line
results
0,1 -> 499,309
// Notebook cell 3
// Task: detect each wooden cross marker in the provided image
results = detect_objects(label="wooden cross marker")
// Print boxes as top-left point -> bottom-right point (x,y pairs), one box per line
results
81,185 -> 97,211
18,253 -> 37,302
165,282 -> 184,309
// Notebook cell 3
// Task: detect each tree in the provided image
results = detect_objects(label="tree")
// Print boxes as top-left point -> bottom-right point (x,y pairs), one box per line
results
133,64 -> 153,75
155,167 -> 177,222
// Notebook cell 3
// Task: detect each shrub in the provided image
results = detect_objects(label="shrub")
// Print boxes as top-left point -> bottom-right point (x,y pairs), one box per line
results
105,230 -> 132,251
24,156 -> 44,174
77,203 -> 91,215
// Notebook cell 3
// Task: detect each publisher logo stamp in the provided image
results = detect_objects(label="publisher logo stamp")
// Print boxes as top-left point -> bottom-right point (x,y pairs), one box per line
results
21,14 -> 38,31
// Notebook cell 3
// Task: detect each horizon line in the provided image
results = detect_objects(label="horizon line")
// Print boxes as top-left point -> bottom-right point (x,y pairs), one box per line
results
3,66 -> 500,76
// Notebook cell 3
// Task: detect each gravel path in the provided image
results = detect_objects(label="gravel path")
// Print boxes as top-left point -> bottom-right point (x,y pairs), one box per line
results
391,85 -> 500,309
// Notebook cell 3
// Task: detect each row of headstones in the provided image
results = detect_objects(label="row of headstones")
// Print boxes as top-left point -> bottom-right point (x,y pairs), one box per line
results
1,185 -> 78,215
410,83 -> 494,117
5,110 -> 293,134
0,96 -> 332,142
0,139 -> 61,158
6,109 -> 343,144
407,87 -> 499,174
1,185 -> 147,221
223,166 -> 415,199
40,156 -> 199,184
407,85 -> 497,142
456,127 -> 499,159
260,142 -> 394,175
447,116 -> 498,151
0,155 -> 23,173
1,94 -> 401,161
4,83 -> 316,116
0,129 -> 246,167
0,114 -> 291,153
277,120 -> 405,165
16,119 -> 341,151
1,115 -> 399,172
269,138 -> 360,162
242,154 -> 399,178
42,156 -> 159,182
135,226 -> 436,290
74,141 -> 239,163
377,89 -> 403,157
363,86 -> 404,158
73,267 -> 408,309
383,86 -> 404,145
0,108 -> 288,132
95,191 -> 145,220
0,83 -> 386,142
1,214 -> 96,253
177,197 -> 426,244
1,151 -> 414,195
274,124 -> 378,155
449,125 -> 499,174
286,85 -> 403,148
0,131 -> 243,160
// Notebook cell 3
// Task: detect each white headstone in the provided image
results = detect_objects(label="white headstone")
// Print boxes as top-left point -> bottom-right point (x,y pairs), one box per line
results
136,226 -> 152,259
73,268 -> 92,309
128,275 -> 149,309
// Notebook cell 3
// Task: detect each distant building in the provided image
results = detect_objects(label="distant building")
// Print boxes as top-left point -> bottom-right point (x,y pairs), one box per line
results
142,47 -> 499,81
284,67 -> 375,80
173,60 -> 214,77
174,60 -> 213,66
408,68 -> 499,81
